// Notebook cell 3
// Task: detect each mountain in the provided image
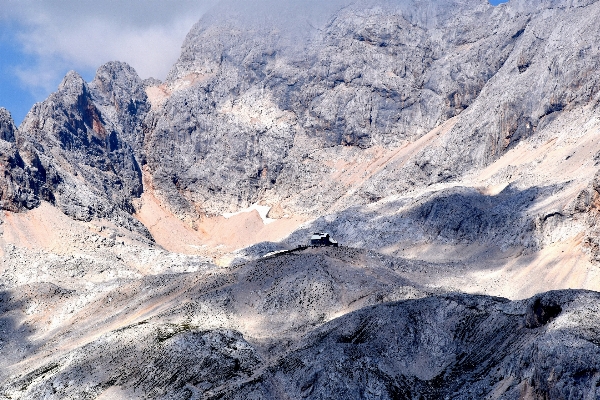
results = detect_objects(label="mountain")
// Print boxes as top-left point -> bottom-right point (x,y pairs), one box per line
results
2,0 -> 600,398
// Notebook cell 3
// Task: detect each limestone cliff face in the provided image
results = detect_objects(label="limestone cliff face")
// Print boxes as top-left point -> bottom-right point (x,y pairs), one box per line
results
143,0 -> 522,217
5,2 -> 600,399
0,109 -> 54,212
3,0 -> 597,228
0,109 -> 16,143
138,0 -> 600,224
89,61 -> 151,162
0,0 -> 597,264
17,70 -> 149,236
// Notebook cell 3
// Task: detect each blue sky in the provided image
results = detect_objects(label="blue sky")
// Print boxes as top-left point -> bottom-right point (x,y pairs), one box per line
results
0,22 -> 39,125
0,0 -> 508,126
0,21 -> 96,125
0,0 -> 215,125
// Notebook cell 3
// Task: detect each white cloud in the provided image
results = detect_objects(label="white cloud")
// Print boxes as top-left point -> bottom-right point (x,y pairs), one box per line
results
0,0 -> 218,96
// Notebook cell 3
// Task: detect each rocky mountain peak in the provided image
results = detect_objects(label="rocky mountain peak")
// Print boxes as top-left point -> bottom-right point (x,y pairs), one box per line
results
91,62 -> 142,93
3,3 -> 600,398
90,61 -> 148,117
57,70 -> 88,98
89,61 -> 150,158
0,108 -> 16,143
13,67 -> 149,236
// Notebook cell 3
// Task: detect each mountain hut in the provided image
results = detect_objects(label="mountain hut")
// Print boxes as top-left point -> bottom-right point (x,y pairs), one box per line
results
310,232 -> 339,247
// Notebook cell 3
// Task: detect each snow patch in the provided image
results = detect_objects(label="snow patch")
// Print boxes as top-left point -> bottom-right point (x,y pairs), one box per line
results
223,204 -> 276,225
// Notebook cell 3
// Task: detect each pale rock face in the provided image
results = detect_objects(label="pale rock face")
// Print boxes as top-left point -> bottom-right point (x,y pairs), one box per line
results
17,70 -> 149,236
2,268 -> 599,399
89,61 -> 151,161
144,0 -> 519,217
0,109 -> 51,212
0,109 -> 16,143
139,0 -> 600,224
2,1 -> 600,399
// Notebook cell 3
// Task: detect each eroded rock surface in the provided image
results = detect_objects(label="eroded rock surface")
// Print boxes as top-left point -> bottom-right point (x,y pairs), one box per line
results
1,269 -> 599,400
17,70 -> 149,236
2,0 -> 600,399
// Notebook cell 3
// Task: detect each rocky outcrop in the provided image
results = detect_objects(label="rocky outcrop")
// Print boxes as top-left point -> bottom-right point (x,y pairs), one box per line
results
0,109 -> 54,212
220,290 -> 600,400
2,280 -> 599,399
3,0 -> 600,250
143,0 -> 522,217
0,141 -> 40,212
3,2 -> 600,397
89,61 -> 151,161
0,109 -> 16,143
17,70 -> 150,236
